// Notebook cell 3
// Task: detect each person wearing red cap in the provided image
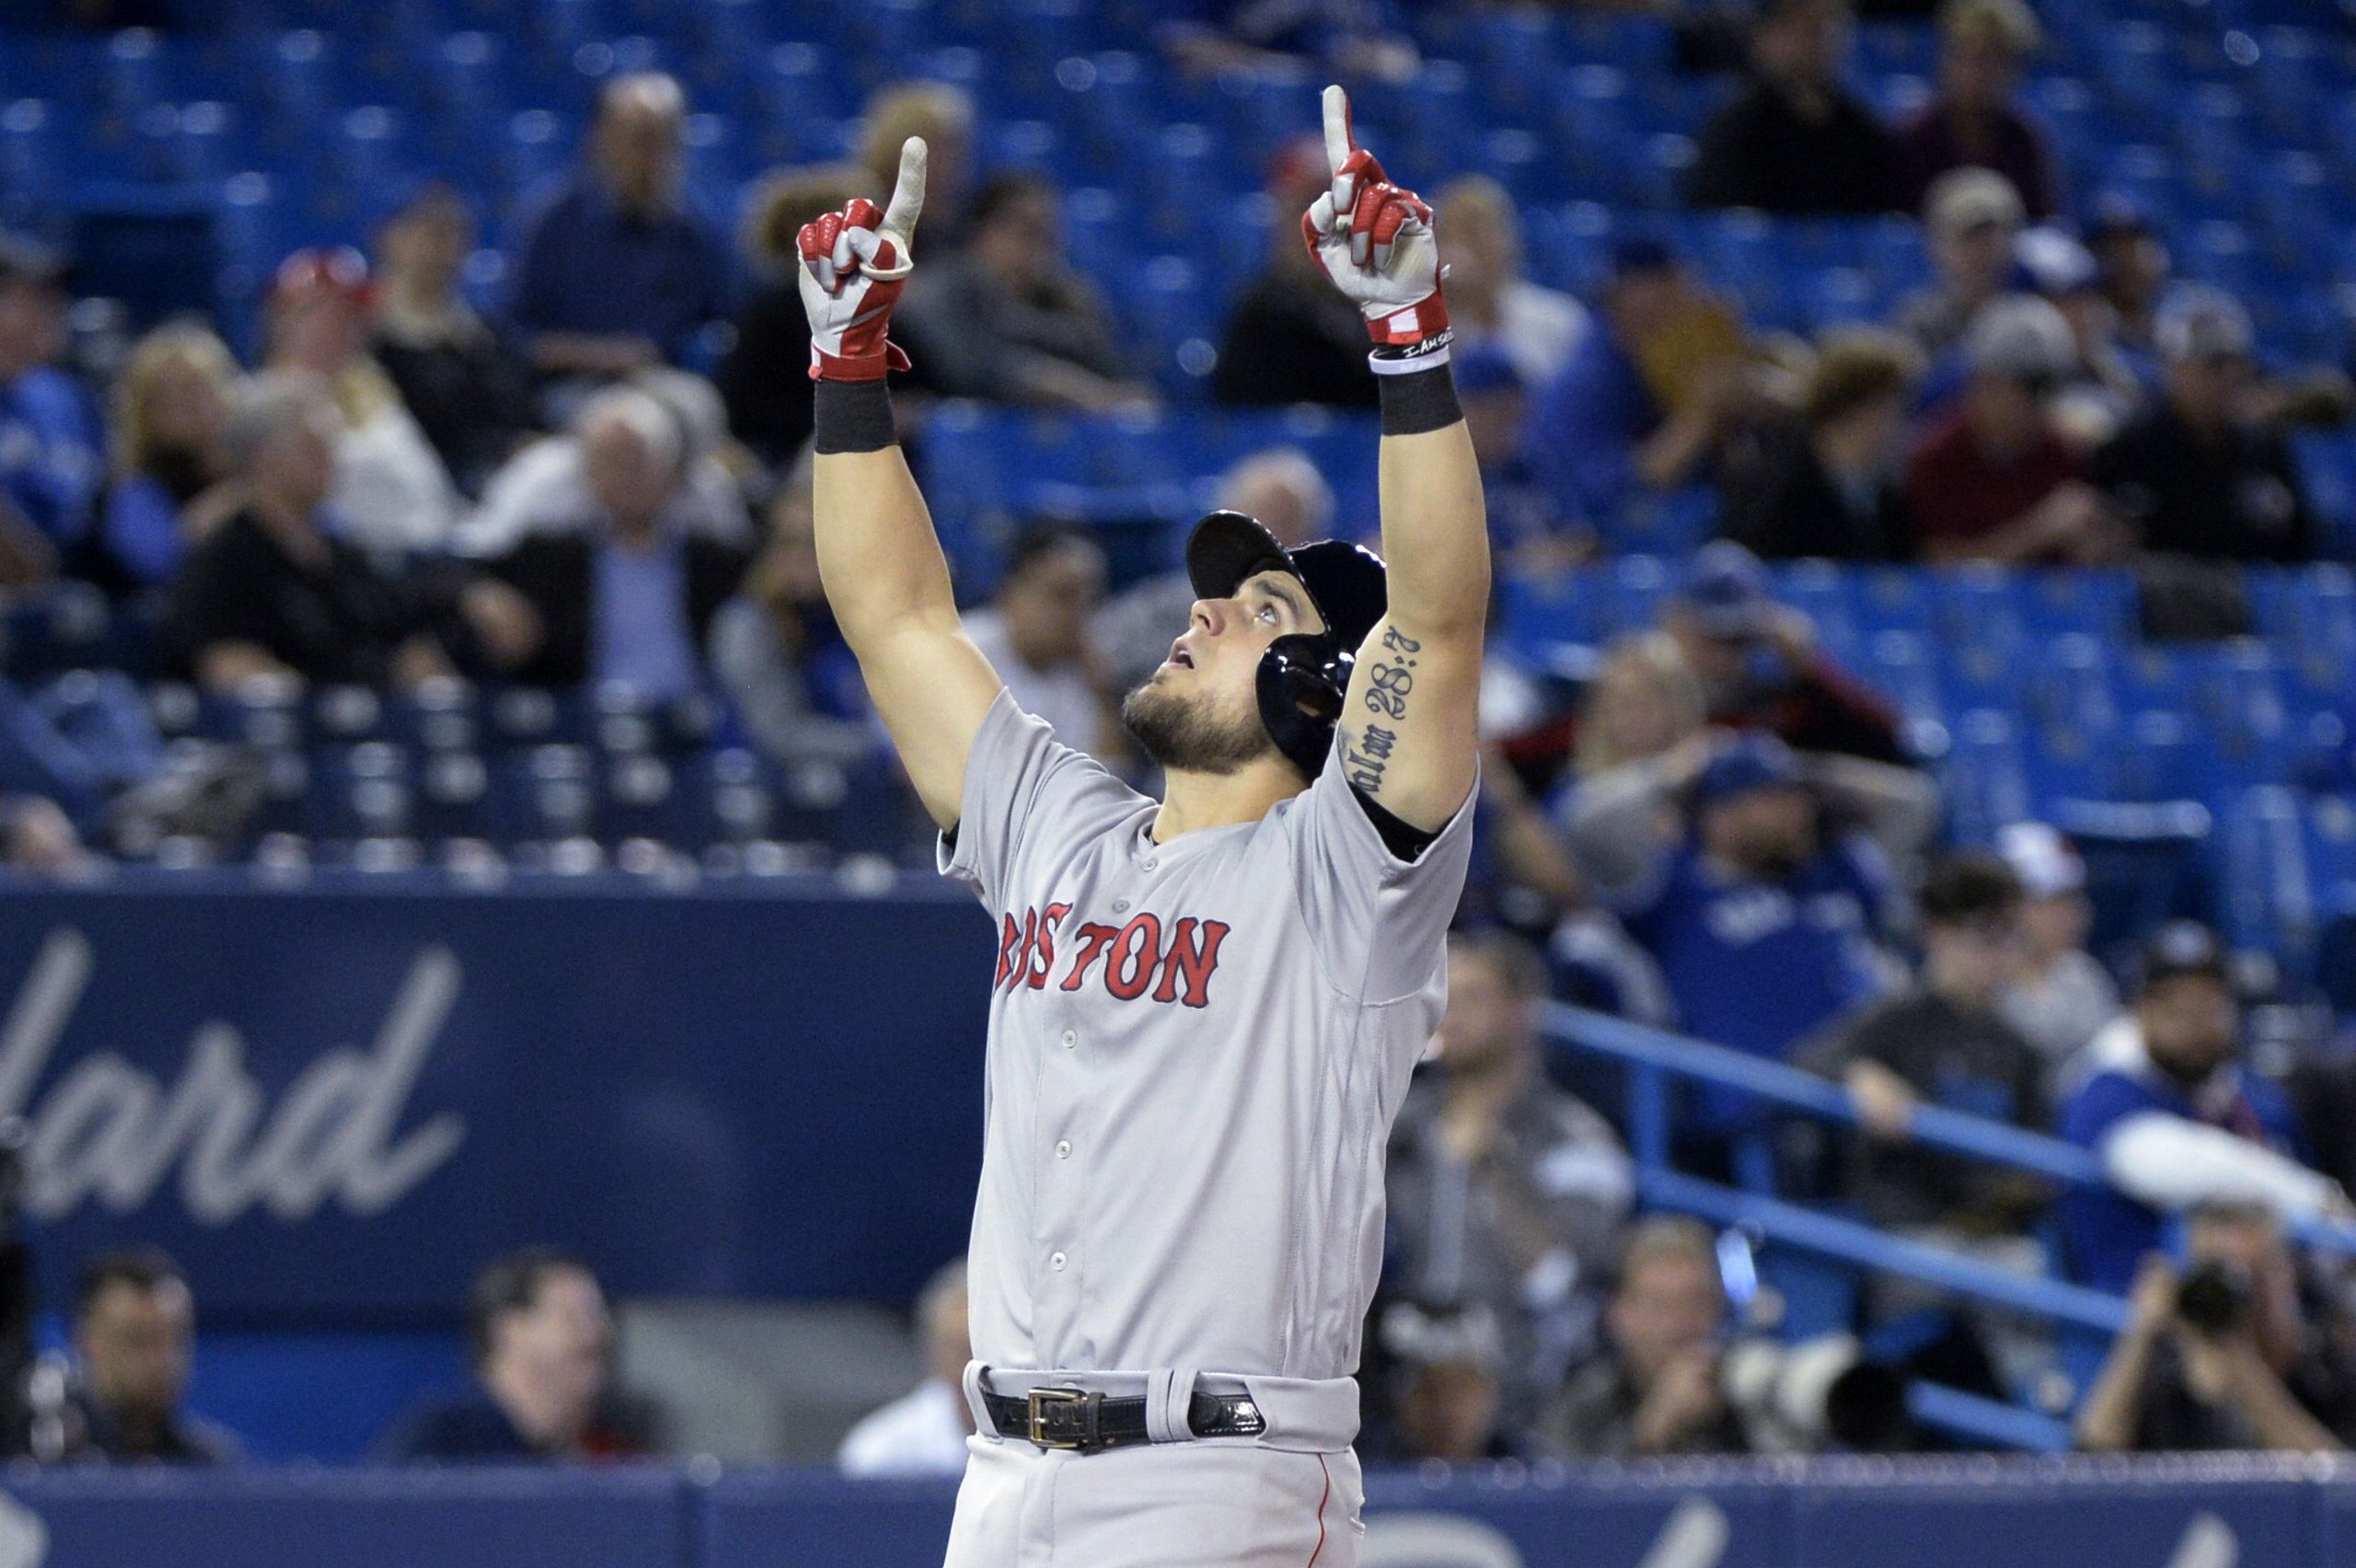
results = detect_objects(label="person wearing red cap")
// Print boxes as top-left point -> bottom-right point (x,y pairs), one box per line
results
263,246 -> 461,552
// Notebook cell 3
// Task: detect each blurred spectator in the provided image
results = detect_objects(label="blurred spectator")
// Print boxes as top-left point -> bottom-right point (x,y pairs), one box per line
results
465,375 -> 751,558
1213,137 -> 1379,409
1437,176 -> 1590,391
370,184 -> 537,499
1386,933 -> 1633,1431
381,1248 -> 629,1461
895,173 -> 1147,411
66,1248 -> 237,1463
2092,285 -> 2315,564
1368,1303 -> 1513,1461
2076,1202 -> 2353,1454
1687,0 -> 1897,215
1524,240 -> 1765,533
508,73 -> 728,381
710,450 -> 878,768
2059,923 -> 2343,1294
1565,721 -> 1935,926
98,320 -> 240,591
1610,734 -> 1901,1150
1891,0 -> 2059,220
1567,633 -> 1708,788
964,523 -> 1116,755
0,233 -> 100,584
0,670 -> 172,840
1161,0 -> 1419,82
1721,329 -> 1921,561
263,247 -> 462,552
838,1260 -> 973,1477
716,165 -> 863,467
1994,821 -> 2122,1078
160,375 -> 537,692
1456,347 -> 1585,567
1540,1217 -> 1755,1457
1,792 -> 82,872
2015,225 -> 2144,447
1660,541 -> 1912,765
1800,853 -> 2049,1234
1904,296 -> 2124,565
2085,192 -> 2171,361
1892,167 -> 2026,359
857,84 -> 975,251
1094,447 -> 1333,696
483,386 -> 747,701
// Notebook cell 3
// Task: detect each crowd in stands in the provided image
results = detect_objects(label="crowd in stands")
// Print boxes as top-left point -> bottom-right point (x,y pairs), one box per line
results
7,0 -> 2356,1474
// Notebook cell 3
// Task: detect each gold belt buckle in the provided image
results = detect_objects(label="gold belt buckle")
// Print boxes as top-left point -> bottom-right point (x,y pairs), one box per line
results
1025,1386 -> 1088,1449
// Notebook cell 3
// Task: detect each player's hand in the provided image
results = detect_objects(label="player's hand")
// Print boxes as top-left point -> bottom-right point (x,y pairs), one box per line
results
798,137 -> 926,381
1299,85 -> 1448,351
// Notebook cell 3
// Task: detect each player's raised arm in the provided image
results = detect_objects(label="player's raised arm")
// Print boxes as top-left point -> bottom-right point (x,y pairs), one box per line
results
1302,86 -> 1488,834
799,137 -> 1003,831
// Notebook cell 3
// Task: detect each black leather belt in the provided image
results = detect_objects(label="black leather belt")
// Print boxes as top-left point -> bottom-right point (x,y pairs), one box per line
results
982,1383 -> 1268,1454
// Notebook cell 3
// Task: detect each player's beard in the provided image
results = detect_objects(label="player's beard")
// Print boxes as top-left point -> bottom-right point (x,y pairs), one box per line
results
1121,677 -> 1272,776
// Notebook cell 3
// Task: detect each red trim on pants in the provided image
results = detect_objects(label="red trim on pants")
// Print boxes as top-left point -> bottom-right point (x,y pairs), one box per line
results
1305,1455 -> 1332,1567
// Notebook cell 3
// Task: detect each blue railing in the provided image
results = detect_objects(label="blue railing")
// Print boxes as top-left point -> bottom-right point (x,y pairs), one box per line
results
1542,1003 -> 2356,1451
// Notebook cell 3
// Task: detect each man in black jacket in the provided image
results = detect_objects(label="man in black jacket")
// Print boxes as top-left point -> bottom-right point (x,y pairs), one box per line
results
487,386 -> 746,696
1688,0 -> 1900,215
2093,285 -> 2314,564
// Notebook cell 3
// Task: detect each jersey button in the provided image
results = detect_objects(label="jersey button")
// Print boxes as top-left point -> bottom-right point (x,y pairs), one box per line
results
1056,1140 -> 1071,1159
1142,859 -> 1158,872
1060,1030 -> 1077,1049
1112,899 -> 1129,912
1050,1251 -> 1067,1271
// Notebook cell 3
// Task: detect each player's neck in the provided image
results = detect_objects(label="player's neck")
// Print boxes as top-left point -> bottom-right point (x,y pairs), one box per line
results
1150,759 -> 1305,842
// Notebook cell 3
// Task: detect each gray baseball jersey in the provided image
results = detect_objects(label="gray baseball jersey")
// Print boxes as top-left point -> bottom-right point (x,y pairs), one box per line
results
938,689 -> 1476,1424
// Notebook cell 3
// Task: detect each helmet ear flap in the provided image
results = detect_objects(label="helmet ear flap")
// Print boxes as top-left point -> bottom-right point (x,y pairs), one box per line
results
1256,634 -> 1351,780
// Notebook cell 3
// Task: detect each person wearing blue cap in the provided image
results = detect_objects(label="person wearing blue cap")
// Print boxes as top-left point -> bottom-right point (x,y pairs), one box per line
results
1610,731 -> 1902,1168
1658,541 -> 1913,765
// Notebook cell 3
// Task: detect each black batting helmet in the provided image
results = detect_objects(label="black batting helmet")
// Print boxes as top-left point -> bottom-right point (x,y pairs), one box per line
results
1185,510 -> 1388,780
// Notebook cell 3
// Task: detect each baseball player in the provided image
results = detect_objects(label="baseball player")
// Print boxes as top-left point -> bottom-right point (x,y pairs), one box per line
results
797,86 -> 1486,1565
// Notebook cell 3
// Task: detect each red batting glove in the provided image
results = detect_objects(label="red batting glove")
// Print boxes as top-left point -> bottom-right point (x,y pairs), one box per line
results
798,139 -> 926,381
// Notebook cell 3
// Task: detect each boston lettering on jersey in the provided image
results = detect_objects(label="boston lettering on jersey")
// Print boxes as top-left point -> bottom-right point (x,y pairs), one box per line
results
993,904 -> 1231,1009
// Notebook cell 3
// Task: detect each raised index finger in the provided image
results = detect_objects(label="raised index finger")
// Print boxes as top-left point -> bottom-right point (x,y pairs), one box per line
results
882,136 -> 929,237
1322,84 -> 1355,176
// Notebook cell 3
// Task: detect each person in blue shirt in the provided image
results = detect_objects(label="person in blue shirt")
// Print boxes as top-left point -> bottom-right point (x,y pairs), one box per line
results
1520,239 -> 1750,541
507,73 -> 729,386
0,233 -> 103,582
98,320 -> 241,592
380,1248 -> 631,1462
2059,922 -> 2345,1295
1613,732 -> 1900,1157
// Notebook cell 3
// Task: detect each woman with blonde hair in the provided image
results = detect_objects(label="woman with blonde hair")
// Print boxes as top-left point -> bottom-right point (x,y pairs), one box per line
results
99,319 -> 242,587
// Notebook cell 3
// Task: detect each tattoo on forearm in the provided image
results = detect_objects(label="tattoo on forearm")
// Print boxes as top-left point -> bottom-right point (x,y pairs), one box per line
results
1344,722 -> 1396,791
1348,628 -> 1423,792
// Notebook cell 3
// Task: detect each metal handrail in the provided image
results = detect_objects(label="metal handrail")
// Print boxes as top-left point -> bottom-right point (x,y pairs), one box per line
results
1543,1002 -> 2356,1260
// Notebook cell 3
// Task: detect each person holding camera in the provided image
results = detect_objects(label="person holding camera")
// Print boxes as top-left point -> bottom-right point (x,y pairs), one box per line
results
2073,1202 -> 2354,1454
1540,1216 -> 1757,1458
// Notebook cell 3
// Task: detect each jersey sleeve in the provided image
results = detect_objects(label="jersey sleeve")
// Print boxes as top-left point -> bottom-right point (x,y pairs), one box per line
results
937,687 -> 1134,910
1282,739 -> 1478,1005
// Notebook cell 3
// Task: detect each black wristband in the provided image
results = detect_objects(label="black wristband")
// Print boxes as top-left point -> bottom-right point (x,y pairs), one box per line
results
813,379 -> 896,455
1377,362 -> 1462,437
